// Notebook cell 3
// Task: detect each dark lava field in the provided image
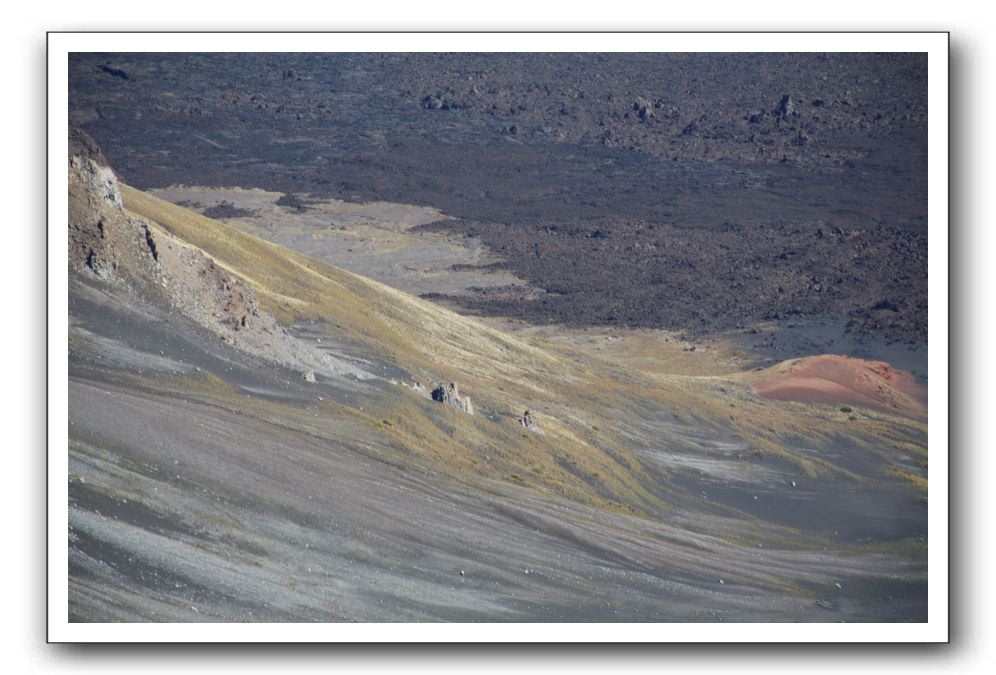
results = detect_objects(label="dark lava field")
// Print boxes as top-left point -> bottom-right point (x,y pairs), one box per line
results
69,52 -> 928,346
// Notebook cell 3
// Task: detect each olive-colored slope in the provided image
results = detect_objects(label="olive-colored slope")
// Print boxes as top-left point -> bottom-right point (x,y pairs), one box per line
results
121,184 -> 662,513
121,185 -> 928,510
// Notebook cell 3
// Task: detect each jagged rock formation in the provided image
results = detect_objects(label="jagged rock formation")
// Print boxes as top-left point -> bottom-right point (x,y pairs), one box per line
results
68,128 -> 366,380
68,125 -> 109,167
68,151 -> 133,279
431,382 -> 474,415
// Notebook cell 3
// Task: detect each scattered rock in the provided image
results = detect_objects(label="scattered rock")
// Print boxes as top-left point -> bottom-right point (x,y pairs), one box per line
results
422,95 -> 441,109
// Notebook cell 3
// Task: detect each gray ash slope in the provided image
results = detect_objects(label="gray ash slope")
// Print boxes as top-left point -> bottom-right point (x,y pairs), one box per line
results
70,52 -> 926,345
66,132 -> 927,623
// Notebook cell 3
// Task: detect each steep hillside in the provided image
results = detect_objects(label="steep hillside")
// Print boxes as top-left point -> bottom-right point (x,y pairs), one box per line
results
120,183 -> 929,498
68,137 -> 929,622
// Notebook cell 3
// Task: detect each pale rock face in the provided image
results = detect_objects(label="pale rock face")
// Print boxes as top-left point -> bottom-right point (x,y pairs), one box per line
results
67,149 -> 371,383
74,156 -> 123,210
68,156 -> 126,280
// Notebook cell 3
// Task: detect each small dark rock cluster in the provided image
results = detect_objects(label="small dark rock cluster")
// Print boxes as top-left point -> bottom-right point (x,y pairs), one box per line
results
201,201 -> 256,220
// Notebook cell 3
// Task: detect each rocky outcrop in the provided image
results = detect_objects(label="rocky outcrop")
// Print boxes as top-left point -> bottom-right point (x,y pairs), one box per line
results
775,93 -> 795,118
69,127 -> 109,168
431,382 -> 474,415
68,131 -> 372,382
518,410 -> 543,434
632,97 -> 654,121
68,153 -> 128,279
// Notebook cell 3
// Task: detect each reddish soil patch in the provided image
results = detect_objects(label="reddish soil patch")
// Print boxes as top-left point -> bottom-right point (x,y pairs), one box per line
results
752,355 -> 927,420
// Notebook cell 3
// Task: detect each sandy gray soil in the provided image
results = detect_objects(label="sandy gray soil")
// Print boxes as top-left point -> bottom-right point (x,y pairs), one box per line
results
69,377 -> 926,622
69,270 -> 926,622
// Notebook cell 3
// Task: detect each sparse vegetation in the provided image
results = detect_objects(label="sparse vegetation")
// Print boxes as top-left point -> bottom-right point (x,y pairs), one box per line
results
66,52 -> 931,622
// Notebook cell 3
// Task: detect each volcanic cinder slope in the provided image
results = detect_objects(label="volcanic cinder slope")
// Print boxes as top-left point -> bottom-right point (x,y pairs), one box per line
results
68,133 -> 927,622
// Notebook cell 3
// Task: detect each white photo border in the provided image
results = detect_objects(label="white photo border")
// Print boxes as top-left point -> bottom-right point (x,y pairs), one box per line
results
47,31 -> 949,643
